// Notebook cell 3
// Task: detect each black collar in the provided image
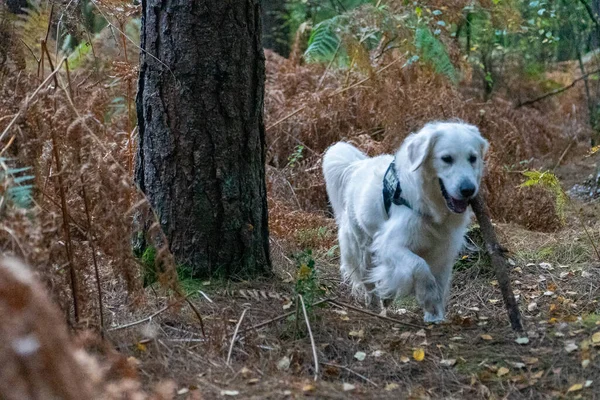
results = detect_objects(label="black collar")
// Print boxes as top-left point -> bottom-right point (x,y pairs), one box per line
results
383,161 -> 412,216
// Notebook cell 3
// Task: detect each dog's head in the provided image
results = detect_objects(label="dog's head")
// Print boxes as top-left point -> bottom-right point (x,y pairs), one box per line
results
406,122 -> 489,214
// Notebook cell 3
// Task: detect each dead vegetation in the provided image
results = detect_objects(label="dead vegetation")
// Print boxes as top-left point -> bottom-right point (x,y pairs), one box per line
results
0,1 -> 599,399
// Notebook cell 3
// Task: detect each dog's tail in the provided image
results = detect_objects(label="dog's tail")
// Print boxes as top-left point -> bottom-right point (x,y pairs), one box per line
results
322,142 -> 367,218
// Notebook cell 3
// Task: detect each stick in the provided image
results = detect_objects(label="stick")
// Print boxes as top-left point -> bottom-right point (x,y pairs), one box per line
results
236,298 -> 332,335
470,194 -> 523,331
321,362 -> 379,387
327,299 -> 424,329
516,68 -> 600,108
109,302 -> 178,331
299,295 -> 319,380
226,308 -> 248,366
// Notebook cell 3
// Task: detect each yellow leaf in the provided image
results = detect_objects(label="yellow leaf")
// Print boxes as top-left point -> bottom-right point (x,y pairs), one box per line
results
302,384 -> 316,392
385,383 -> 399,391
413,348 -> 425,362
497,367 -> 510,377
136,342 -> 147,352
481,334 -> 493,341
567,383 -> 583,393
592,332 -> 600,343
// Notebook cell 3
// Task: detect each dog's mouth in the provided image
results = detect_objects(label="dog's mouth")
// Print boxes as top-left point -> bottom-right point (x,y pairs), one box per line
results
439,179 -> 469,214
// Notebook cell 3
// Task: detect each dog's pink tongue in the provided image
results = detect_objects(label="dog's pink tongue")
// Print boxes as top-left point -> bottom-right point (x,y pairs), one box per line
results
451,198 -> 469,213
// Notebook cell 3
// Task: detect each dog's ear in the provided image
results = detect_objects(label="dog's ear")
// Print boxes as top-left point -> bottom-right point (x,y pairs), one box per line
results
468,126 -> 489,158
407,131 -> 439,171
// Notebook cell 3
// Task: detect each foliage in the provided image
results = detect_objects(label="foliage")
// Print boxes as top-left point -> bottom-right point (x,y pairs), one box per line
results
292,249 -> 324,306
415,25 -> 458,83
0,158 -> 33,212
520,170 -> 567,224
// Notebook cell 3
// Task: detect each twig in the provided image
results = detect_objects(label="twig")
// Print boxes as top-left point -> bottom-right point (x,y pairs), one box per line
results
327,299 -> 424,329
236,298 -> 332,335
321,362 -> 379,387
470,194 -> 523,331
516,68 -> 600,108
299,295 -> 319,380
227,308 -> 248,366
0,58 -> 66,143
109,298 -> 185,331
552,140 -> 574,171
197,290 -> 214,303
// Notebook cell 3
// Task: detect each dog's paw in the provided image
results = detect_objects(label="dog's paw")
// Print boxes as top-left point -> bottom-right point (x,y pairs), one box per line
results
415,278 -> 442,312
423,311 -> 445,324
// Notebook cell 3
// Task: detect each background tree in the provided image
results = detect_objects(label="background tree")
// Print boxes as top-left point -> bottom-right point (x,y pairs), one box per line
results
136,0 -> 271,278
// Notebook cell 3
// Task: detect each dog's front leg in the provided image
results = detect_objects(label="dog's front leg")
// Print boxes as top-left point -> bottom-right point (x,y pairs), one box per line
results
369,247 -> 444,323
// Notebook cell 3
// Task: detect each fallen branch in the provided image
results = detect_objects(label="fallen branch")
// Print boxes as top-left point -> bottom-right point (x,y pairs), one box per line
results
235,298 -> 333,335
327,299 -> 424,329
226,308 -> 248,366
470,194 -> 523,331
321,362 -> 379,387
299,295 -> 319,380
516,68 -> 600,108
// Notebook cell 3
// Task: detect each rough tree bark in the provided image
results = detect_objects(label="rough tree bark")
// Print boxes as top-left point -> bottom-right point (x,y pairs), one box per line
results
136,1 -> 271,278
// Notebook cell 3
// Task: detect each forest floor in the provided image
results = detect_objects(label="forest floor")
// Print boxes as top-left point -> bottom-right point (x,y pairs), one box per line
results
105,154 -> 600,400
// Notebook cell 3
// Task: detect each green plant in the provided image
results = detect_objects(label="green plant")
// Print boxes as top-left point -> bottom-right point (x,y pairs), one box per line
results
0,158 -> 34,212
415,25 -> 458,84
293,249 -> 324,307
520,170 -> 567,223
521,170 -> 600,261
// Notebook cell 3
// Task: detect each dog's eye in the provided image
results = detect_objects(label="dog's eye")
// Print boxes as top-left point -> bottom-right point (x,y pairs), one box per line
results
441,155 -> 453,164
469,155 -> 477,164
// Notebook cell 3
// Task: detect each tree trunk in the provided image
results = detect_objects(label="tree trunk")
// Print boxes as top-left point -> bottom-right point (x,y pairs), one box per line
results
136,1 -> 271,279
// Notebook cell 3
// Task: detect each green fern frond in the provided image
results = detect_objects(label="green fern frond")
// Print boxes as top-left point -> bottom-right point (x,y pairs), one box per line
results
520,170 -> 566,224
304,17 -> 344,63
414,26 -> 458,84
0,158 -> 34,210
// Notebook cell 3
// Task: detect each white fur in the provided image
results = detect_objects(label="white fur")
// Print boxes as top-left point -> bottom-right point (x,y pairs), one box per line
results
323,122 -> 489,322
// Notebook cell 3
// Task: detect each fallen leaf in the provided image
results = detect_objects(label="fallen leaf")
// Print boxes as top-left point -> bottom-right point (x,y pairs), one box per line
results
343,383 -> 356,391
527,302 -> 538,312
415,329 -> 427,337
540,262 -> 553,270
302,384 -> 315,392
440,359 -> 456,367
522,357 -> 538,365
508,361 -> 526,369
567,383 -> 583,393
585,380 -> 593,388
354,351 -> 366,361
136,342 -> 147,352
564,342 -> 578,353
400,356 -> 410,363
277,356 -> 290,371
532,371 -> 544,379
481,334 -> 493,341
247,379 -> 259,385
413,348 -> 425,362
349,329 -> 364,339
582,359 -> 590,369
515,337 -> 530,345
385,383 -> 399,391
220,390 -> 239,396
371,350 -> 385,357
497,367 -> 510,377
592,332 -> 600,343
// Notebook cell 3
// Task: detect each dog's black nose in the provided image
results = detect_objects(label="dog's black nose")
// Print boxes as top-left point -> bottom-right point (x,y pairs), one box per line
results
459,181 -> 476,198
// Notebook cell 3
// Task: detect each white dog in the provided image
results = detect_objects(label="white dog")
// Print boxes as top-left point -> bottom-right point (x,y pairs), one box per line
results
322,121 -> 489,322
